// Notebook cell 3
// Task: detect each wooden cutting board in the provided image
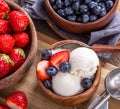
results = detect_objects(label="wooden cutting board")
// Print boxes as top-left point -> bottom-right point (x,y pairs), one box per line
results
0,32 -> 119,109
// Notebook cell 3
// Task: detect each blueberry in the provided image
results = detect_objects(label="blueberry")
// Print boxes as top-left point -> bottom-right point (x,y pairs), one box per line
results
57,9 -> 66,17
88,1 -> 98,9
98,2 -> 106,8
64,0 -> 71,7
72,1 -> 80,12
90,15 -> 97,22
77,16 -> 82,22
44,80 -> 52,89
59,62 -> 71,72
93,5 -> 102,15
93,0 -> 100,2
80,4 -> 89,13
55,0 -> 64,9
67,15 -> 77,22
47,66 -> 58,76
82,14 -> 89,23
41,49 -> 52,60
52,4 -> 58,11
84,0 -> 92,4
64,7 -> 74,15
81,78 -> 93,90
105,0 -> 114,10
99,7 -> 107,17
50,0 -> 55,5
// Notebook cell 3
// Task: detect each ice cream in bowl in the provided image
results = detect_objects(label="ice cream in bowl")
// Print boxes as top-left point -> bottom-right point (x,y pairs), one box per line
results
36,40 -> 101,106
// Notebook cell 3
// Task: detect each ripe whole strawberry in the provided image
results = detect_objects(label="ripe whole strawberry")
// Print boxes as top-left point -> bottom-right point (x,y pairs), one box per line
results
0,103 -> 10,109
6,91 -> 28,109
13,32 -> 30,48
9,48 -> 25,72
9,11 -> 29,32
0,54 -> 14,78
0,0 -> 9,13
0,20 -> 11,34
0,34 -> 15,54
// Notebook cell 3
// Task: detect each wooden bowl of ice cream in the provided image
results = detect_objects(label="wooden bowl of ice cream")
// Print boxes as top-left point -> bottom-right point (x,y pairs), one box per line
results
37,40 -> 101,106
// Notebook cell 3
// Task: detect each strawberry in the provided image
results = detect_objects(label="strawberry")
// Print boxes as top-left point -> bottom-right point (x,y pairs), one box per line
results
0,0 -> 10,14
6,91 -> 27,109
0,34 -> 15,54
0,20 -> 11,34
0,12 -> 6,19
0,53 -> 14,78
13,32 -> 30,48
0,103 -> 10,109
9,48 -> 25,72
37,60 -> 50,81
9,11 -> 29,32
50,50 -> 70,68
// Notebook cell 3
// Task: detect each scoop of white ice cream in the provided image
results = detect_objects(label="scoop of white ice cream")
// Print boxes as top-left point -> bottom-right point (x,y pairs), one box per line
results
52,72 -> 83,96
70,47 -> 99,78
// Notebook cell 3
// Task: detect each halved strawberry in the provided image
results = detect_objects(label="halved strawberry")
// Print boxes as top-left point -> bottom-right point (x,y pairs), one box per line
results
50,50 -> 70,68
0,103 -> 10,109
37,60 -> 50,81
6,91 -> 27,109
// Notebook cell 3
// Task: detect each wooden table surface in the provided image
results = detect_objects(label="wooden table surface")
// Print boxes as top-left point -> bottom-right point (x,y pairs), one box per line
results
0,0 -> 120,109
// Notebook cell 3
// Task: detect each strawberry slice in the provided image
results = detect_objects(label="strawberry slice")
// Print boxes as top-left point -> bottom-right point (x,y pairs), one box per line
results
50,50 -> 70,68
37,60 -> 50,81
0,103 -> 10,109
6,91 -> 27,109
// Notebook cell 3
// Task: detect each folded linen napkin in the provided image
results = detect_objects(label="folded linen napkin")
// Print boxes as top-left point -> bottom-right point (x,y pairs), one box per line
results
21,0 -> 120,59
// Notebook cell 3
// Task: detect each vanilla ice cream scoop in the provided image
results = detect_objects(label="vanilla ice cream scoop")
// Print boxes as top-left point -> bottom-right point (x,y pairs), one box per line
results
70,47 -> 99,78
52,72 -> 83,96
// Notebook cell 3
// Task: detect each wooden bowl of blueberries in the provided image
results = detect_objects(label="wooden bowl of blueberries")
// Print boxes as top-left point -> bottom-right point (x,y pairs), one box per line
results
36,40 -> 101,106
0,0 -> 37,89
45,0 -> 119,33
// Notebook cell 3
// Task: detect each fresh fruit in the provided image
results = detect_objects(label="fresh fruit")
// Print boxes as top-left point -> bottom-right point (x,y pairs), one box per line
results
0,12 -> 6,19
6,91 -> 27,109
47,66 -> 58,76
13,32 -> 30,48
50,50 -> 70,68
0,34 -> 15,54
0,54 -> 14,78
0,0 -> 10,14
81,78 -> 93,90
44,79 -> 52,89
51,0 -> 114,22
37,60 -> 50,81
9,10 -> 29,32
0,20 -> 11,34
41,49 -> 52,60
0,103 -> 10,109
9,48 -> 25,72
59,62 -> 71,72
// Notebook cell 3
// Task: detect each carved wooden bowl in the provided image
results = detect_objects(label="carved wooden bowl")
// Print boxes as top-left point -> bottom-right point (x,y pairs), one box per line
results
45,0 -> 119,34
37,40 -> 101,106
0,0 -> 37,89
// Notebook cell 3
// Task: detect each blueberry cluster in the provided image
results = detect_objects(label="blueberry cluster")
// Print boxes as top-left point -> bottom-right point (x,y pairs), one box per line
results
50,0 -> 114,23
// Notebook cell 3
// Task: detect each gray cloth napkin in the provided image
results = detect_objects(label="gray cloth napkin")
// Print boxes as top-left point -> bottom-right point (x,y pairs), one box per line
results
21,0 -> 120,59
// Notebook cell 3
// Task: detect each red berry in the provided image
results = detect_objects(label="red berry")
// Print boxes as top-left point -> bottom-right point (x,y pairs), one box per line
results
0,12 -> 6,19
0,103 -> 10,109
0,0 -> 10,13
37,60 -> 50,81
0,53 -> 14,78
0,20 -> 11,34
13,32 -> 30,48
9,48 -> 25,72
9,11 -> 29,32
50,50 -> 70,69
6,91 -> 28,109
0,34 -> 15,54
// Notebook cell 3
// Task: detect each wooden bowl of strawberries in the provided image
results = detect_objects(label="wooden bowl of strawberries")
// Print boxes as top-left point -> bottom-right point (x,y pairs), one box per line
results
0,0 -> 37,89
